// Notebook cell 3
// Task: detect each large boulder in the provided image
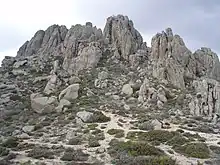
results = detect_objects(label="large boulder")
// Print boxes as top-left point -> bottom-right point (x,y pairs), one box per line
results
122,84 -> 133,96
189,79 -> 220,117
44,60 -> 62,95
103,15 -> 143,60
76,111 -> 94,123
43,74 -> 61,95
30,93 -> 58,114
1,56 -> 16,68
22,126 -> 35,133
59,84 -> 80,101
55,99 -> 71,112
194,47 -> 220,81
138,78 -> 150,102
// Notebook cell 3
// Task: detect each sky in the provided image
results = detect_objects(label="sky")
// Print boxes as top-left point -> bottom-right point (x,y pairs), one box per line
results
0,0 -> 219,63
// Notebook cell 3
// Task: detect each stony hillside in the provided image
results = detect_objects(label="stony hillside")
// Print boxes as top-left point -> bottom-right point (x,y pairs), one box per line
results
0,15 -> 220,165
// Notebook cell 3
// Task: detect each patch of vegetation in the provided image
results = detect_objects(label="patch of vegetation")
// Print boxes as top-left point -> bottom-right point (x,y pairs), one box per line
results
75,96 -> 100,109
4,152 -> 16,160
168,150 -> 174,154
107,129 -> 124,138
192,125 -> 214,134
92,111 -> 110,123
1,137 -> 18,148
115,132 -> 125,138
150,140 -> 161,146
83,129 -> 90,134
166,135 -> 190,147
91,128 -> 102,135
0,159 -> 12,165
27,146 -> 54,159
176,129 -> 184,133
60,148 -> 89,161
10,94 -> 22,101
88,138 -> 100,147
95,132 -> 105,140
0,146 -> 9,156
126,130 -> 178,143
173,143 -> 210,159
182,132 -> 206,142
34,123 -> 43,131
109,141 -> 164,157
139,121 -> 154,131
68,137 -> 82,145
87,123 -> 98,130
113,156 -> 176,165
16,143 -> 35,151
210,145 -> 220,154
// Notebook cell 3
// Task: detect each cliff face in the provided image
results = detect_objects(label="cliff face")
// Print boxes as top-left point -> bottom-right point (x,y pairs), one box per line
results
1,14 -> 220,165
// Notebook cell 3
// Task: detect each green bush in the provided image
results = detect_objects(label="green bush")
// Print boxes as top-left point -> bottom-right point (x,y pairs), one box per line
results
27,146 -> 54,159
87,123 -> 98,130
0,146 -> 9,156
166,135 -> 189,146
126,130 -> 178,143
115,131 -> 125,138
111,141 -> 164,157
210,145 -> 220,154
1,137 -> 18,148
139,121 -> 154,131
114,155 -> 176,165
91,128 -> 102,135
60,148 -> 89,161
95,132 -> 105,141
16,143 -> 35,151
92,111 -> 110,123
88,138 -> 100,147
173,143 -> 210,159
68,137 -> 82,145
142,156 -> 176,165
107,129 -> 124,138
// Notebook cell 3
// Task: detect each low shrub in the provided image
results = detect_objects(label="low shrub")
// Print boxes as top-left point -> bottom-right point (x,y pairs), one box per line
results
1,137 -> 18,148
27,146 -> 54,159
173,142 -> 210,159
107,129 -> 124,138
68,137 -> 82,145
88,138 -> 100,147
60,148 -> 89,161
0,147 -> 9,156
109,141 -> 164,157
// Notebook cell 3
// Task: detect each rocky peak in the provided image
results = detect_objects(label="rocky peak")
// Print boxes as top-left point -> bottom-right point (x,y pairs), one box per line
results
103,14 -> 144,60
194,47 -> 220,81
17,25 -> 68,58
151,28 -> 193,89
62,23 -> 104,74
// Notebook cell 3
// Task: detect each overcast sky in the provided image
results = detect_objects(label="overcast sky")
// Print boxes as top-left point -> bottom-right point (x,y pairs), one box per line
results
0,0 -> 219,62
